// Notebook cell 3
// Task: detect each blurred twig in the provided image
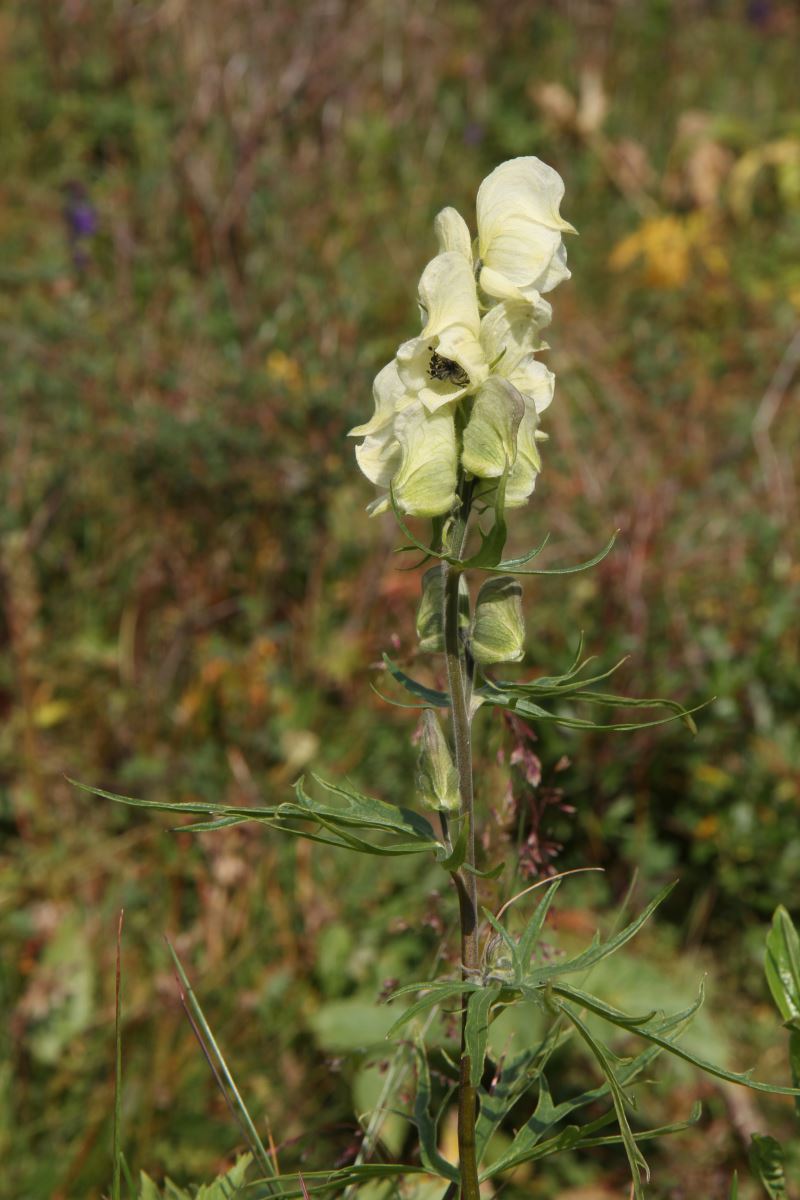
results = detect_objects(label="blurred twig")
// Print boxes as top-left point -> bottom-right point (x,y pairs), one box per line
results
752,325 -> 800,518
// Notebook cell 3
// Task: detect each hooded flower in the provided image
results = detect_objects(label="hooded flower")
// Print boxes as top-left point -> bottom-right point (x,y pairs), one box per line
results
477,157 -> 575,303
395,251 -> 488,412
350,156 -> 574,516
479,298 -> 555,413
470,576 -> 526,665
416,710 -> 460,813
352,397 -> 458,517
460,373 -> 548,508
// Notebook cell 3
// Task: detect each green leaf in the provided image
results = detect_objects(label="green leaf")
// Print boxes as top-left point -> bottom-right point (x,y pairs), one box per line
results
434,815 -> 468,872
549,983 -> 658,1028
552,981 -> 800,1096
245,1163 -> 431,1199
729,1171 -> 739,1200
765,906 -> 800,1027
385,981 -> 477,1039
465,984 -> 502,1087
487,656 -> 628,700
463,858 -> 505,880
382,654 -> 450,707
458,466 -> 509,568
554,1000 -> 649,1199
492,531 -> 551,570
517,881 -> 561,972
563,1100 -> 702,1151
74,772 -> 443,863
526,883 -> 675,985
492,530 -> 619,576
480,1000 -> 705,1179
509,695 -> 705,734
166,945 -> 275,1184
749,1134 -> 787,1200
298,774 -> 437,841
412,1044 -> 460,1182
309,998 -> 398,1052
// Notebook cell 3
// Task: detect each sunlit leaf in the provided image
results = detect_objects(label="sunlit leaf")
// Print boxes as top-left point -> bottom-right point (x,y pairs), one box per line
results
749,1134 -> 787,1200
381,654 -> 450,707
411,1044 -> 460,1182
465,984 -> 502,1086
554,1001 -> 649,1200
765,906 -> 800,1027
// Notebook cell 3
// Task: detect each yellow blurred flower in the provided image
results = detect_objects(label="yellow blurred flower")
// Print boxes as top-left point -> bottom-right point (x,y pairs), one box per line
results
265,349 -> 302,392
609,213 -> 726,289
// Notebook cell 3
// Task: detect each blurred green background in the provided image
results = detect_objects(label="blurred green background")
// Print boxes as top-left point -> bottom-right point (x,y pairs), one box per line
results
1,1 -> 799,1196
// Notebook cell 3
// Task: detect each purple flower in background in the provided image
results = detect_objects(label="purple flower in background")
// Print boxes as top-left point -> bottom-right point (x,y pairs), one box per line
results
463,122 -> 484,147
63,181 -> 98,270
746,0 -> 772,28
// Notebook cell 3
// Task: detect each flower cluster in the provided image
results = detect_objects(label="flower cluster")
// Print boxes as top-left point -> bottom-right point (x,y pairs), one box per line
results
349,157 -> 575,517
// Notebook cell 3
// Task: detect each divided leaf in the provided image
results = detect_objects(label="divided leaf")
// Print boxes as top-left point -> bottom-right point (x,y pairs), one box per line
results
749,1134 -> 788,1200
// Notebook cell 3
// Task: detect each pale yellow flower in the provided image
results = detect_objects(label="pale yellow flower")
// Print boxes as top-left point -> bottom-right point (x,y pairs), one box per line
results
479,298 -> 555,414
395,251 -> 488,412
433,206 -> 473,262
477,157 -> 575,303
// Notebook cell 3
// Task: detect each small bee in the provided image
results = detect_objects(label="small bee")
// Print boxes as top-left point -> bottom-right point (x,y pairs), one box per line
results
427,346 -> 470,388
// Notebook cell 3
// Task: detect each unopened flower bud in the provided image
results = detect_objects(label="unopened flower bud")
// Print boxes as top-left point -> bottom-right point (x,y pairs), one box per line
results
416,566 -> 469,653
470,576 -> 525,665
417,710 -> 460,813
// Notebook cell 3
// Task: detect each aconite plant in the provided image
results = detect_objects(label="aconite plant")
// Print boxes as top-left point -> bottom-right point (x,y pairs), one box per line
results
85,158 -> 799,1200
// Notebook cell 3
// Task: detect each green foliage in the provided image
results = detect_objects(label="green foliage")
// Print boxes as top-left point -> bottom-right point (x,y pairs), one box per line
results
748,1135 -> 787,1200
765,906 -> 800,1027
137,1154 -> 252,1199
73,775 -> 441,857
387,884 -> 797,1196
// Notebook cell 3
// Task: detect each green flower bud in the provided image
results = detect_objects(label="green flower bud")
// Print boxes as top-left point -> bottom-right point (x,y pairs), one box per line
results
416,566 -> 470,653
461,377 -> 524,481
416,710 -> 460,813
470,576 -> 525,665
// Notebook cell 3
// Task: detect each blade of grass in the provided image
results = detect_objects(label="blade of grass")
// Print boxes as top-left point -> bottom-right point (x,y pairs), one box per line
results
166,939 -> 277,1188
112,909 -> 124,1200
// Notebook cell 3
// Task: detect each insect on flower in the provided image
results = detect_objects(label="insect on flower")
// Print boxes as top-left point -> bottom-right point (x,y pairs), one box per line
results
427,346 -> 470,388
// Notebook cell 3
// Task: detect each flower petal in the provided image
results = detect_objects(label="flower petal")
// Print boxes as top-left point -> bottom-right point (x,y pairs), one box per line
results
418,250 -> 482,341
480,298 -> 552,368
470,576 -> 526,665
462,377 -> 525,480
505,397 -> 543,506
477,157 -> 575,300
505,356 -> 555,416
434,206 -> 474,262
354,420 -> 399,488
348,360 -> 411,437
393,404 -> 458,517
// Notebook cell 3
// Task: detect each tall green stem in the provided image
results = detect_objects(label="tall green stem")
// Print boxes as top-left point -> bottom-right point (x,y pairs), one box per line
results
443,479 -> 480,1200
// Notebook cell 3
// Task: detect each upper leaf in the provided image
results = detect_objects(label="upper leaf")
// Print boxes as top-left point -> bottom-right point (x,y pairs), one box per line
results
765,905 -> 800,1028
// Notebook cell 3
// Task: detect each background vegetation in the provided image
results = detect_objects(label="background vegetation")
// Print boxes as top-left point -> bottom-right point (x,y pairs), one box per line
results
1,1 -> 799,1196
